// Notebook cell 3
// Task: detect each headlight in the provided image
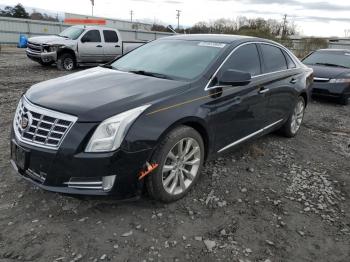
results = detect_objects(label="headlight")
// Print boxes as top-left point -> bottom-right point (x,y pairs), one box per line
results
43,45 -> 63,52
49,45 -> 63,52
329,78 -> 350,83
85,105 -> 151,152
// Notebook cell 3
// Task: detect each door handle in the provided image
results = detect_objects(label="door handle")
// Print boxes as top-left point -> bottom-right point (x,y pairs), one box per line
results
258,87 -> 270,94
96,45 -> 103,48
115,45 -> 120,47
290,78 -> 297,84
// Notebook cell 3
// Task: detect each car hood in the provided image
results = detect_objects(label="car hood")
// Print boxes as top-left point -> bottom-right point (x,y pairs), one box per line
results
306,64 -> 350,79
28,35 -> 76,46
25,67 -> 189,122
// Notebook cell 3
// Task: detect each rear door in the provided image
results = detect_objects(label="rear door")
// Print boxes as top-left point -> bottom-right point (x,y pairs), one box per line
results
258,43 -> 299,123
209,43 -> 269,152
78,29 -> 104,62
102,30 -> 122,62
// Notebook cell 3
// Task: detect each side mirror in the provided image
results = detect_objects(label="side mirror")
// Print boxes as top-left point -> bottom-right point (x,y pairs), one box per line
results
81,36 -> 88,43
218,69 -> 251,86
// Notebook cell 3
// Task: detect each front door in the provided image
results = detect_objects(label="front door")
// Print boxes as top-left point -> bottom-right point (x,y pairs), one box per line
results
102,30 -> 122,62
78,29 -> 104,63
209,43 -> 269,152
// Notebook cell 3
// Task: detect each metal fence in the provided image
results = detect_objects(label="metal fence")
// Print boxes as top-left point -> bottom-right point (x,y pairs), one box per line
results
0,16 -> 174,45
280,38 -> 350,58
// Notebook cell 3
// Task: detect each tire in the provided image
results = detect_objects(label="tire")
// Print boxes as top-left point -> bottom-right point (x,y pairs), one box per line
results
57,53 -> 76,71
146,126 -> 205,203
38,60 -> 54,67
279,96 -> 306,138
339,95 -> 349,105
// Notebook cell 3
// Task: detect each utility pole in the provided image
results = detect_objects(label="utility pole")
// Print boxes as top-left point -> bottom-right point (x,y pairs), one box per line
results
130,10 -> 134,23
176,10 -> 181,30
282,14 -> 288,38
91,0 -> 94,16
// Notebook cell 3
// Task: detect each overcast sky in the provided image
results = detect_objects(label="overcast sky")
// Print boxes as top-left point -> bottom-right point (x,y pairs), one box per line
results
1,0 -> 350,37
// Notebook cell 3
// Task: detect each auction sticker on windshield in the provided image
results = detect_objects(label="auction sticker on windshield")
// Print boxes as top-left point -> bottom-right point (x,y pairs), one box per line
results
198,42 -> 226,48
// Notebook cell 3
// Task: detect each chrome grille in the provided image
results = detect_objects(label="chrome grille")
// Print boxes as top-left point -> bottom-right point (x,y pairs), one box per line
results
13,97 -> 77,150
27,41 -> 42,54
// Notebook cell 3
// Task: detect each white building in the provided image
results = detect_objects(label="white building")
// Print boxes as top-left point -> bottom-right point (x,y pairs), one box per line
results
65,12 -> 153,31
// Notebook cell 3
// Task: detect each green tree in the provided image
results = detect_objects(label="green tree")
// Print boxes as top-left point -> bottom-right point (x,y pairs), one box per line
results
0,6 -> 14,17
0,3 -> 29,18
12,4 -> 29,18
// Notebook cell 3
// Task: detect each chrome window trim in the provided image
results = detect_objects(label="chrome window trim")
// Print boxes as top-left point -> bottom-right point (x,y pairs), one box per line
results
314,77 -> 330,81
205,41 -> 301,91
218,119 -> 283,153
13,96 -> 78,150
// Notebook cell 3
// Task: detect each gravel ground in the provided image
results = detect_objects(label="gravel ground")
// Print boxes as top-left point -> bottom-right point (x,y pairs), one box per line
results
0,48 -> 349,262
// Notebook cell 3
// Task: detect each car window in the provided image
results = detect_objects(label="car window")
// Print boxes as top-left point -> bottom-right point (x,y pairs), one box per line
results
221,44 -> 261,76
261,44 -> 288,73
103,30 -> 119,43
283,50 -> 296,69
81,30 -> 101,43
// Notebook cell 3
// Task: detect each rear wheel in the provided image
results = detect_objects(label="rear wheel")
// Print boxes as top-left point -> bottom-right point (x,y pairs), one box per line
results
146,126 -> 204,203
339,95 -> 349,105
279,96 -> 305,137
57,53 -> 76,71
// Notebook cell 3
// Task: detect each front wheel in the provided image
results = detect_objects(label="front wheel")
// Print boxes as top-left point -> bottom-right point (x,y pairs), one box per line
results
279,96 -> 306,137
339,95 -> 349,105
57,53 -> 76,71
146,126 -> 205,203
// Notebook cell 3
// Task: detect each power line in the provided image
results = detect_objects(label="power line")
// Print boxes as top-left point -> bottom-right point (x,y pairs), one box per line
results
176,9 -> 181,30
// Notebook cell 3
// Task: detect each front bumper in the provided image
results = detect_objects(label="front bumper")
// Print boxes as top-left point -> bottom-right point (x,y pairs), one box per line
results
26,49 -> 57,63
311,82 -> 350,98
10,129 -> 153,198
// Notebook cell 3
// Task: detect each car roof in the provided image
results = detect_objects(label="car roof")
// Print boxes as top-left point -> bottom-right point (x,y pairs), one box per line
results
161,34 -> 285,47
163,34 -> 257,43
71,25 -> 116,31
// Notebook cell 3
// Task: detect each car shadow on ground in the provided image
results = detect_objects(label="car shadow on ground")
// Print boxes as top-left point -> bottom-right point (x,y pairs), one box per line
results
311,96 -> 347,106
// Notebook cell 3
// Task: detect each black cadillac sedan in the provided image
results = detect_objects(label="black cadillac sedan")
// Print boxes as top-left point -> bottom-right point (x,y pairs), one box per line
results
11,35 -> 313,202
302,49 -> 350,105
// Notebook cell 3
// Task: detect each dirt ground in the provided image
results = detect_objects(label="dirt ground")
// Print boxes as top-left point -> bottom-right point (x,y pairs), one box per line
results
0,48 -> 349,262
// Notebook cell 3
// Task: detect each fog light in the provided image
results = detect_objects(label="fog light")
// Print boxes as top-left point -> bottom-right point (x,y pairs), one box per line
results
102,175 -> 116,191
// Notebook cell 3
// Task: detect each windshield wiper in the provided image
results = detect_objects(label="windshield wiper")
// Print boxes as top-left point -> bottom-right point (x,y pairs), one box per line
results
315,62 -> 349,69
102,64 -> 122,71
102,64 -> 114,69
129,70 -> 173,80
57,34 -> 69,39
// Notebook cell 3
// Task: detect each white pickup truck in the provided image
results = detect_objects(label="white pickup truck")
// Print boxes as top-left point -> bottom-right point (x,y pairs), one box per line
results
26,25 -> 145,70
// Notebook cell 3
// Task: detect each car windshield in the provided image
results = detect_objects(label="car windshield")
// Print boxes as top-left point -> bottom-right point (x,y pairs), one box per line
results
110,40 -> 227,80
303,51 -> 350,68
59,27 -> 85,40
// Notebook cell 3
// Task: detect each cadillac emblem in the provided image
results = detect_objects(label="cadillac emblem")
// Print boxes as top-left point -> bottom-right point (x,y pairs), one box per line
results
19,112 -> 32,132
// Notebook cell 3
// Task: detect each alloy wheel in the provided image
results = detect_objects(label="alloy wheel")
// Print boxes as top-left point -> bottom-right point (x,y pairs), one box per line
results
290,98 -> 305,134
162,137 -> 201,195
64,58 -> 74,70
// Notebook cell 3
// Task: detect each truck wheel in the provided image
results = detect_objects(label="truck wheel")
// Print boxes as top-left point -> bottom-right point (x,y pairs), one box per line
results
339,95 -> 349,105
57,53 -> 76,71
279,96 -> 305,138
146,126 -> 205,203
39,60 -> 54,67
